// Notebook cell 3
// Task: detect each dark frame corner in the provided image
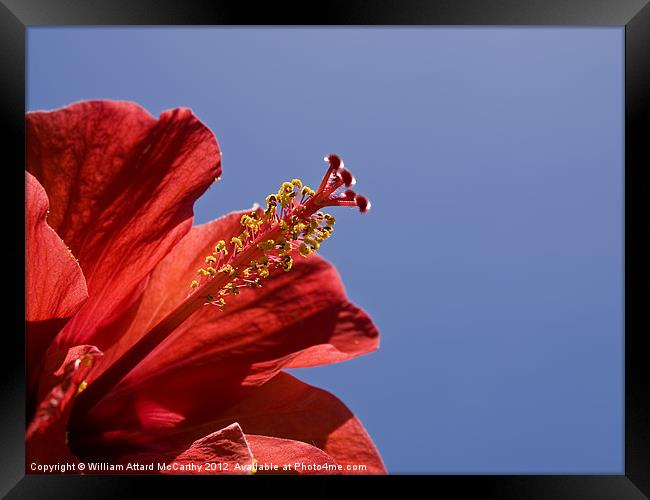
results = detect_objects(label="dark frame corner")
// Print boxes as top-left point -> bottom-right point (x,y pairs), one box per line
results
2,0 -> 648,498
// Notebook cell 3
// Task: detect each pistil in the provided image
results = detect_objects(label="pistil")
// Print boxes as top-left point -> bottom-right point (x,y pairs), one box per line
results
72,154 -> 370,418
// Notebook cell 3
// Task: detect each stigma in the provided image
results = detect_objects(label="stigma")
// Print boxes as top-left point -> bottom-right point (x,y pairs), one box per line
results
190,153 -> 370,309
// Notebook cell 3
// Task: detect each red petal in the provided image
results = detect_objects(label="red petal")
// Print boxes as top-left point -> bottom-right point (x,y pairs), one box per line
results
246,435 -> 340,475
212,373 -> 386,474
109,423 -> 254,474
74,373 -> 385,474
25,172 -> 88,323
26,100 -> 221,353
26,345 -> 103,468
165,423 -> 254,475
283,298 -> 379,368
26,172 -> 88,397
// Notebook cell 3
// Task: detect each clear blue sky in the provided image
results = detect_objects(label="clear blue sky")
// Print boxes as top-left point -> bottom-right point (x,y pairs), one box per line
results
27,27 -> 624,473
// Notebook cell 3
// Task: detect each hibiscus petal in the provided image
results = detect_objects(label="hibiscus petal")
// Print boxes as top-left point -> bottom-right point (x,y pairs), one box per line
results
246,435 -> 340,475
165,423 -> 254,475
73,372 -> 385,474
109,423 -> 254,474
210,373 -> 386,474
25,172 -> 88,324
26,172 -> 88,399
26,345 -> 103,468
283,299 -> 379,368
26,100 -> 221,352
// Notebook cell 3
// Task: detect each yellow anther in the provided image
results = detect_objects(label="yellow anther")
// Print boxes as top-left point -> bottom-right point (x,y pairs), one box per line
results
214,240 -> 228,255
197,268 -> 209,276
304,237 -> 320,250
302,186 -> 315,197
225,282 -> 240,295
299,243 -> 312,257
259,268 -> 270,278
257,239 -> 275,252
250,278 -> 262,288
205,255 -> 217,264
231,237 -> 243,251
218,264 -> 236,276
240,213 -> 262,232
266,194 -> 277,206
77,380 -> 88,393
190,280 -> 199,288
279,220 -> 289,232
291,223 -> 306,240
291,178 -> 303,189
264,205 -> 276,220
276,238 -> 292,253
281,255 -> 293,272
207,266 -> 217,276
277,182 -> 297,207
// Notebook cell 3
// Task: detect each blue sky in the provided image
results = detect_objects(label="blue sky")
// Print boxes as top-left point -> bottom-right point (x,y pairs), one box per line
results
28,27 -> 624,473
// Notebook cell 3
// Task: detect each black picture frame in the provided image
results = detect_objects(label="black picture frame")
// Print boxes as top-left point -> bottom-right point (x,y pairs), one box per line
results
2,1 -> 648,497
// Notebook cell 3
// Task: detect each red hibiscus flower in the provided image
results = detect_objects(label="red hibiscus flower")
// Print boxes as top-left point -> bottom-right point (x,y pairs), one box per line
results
25,100 -> 384,475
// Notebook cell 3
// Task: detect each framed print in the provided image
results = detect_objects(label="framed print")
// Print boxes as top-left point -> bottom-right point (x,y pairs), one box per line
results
2,0 -> 649,497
